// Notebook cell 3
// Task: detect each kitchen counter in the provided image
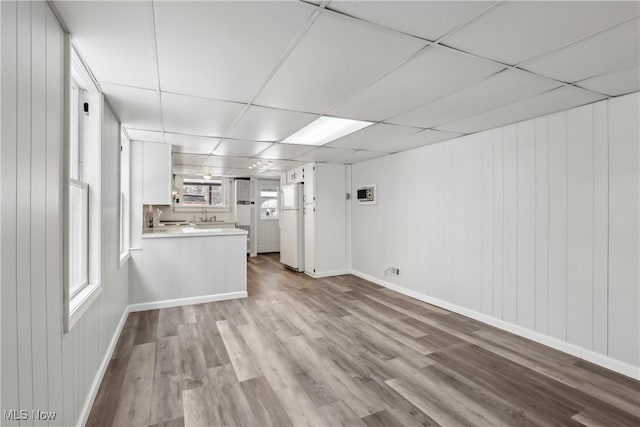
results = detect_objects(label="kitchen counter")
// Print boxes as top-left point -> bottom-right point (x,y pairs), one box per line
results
130,226 -> 248,308
142,226 -> 247,239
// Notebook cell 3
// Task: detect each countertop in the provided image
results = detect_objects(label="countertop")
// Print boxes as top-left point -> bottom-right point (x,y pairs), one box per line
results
142,227 -> 248,239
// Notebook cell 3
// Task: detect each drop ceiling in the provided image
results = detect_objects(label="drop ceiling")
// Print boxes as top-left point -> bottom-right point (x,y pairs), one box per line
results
53,0 -> 639,178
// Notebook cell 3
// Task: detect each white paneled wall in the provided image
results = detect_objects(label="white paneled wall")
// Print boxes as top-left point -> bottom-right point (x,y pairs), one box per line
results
351,93 -> 639,375
2,2 -> 66,424
1,2 -> 130,425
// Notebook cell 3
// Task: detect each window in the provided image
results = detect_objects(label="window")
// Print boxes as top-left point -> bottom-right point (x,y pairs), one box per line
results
65,46 -> 102,331
69,179 -> 88,296
120,133 -> 130,258
68,76 -> 89,298
175,175 -> 231,210
260,188 -> 279,220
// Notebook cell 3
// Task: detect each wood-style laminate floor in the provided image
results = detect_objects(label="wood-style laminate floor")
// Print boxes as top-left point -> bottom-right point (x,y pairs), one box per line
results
88,253 -> 640,427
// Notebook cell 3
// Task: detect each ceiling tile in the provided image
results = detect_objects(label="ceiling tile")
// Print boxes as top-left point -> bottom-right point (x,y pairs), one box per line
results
521,18 -> 639,83
54,1 -> 156,89
388,69 -> 560,128
329,46 -> 504,121
327,123 -> 421,150
436,86 -> 606,134
294,147 -> 358,163
254,143 -> 315,160
329,1 -> 495,41
255,10 -> 426,113
342,150 -> 390,164
577,65 -> 640,96
165,133 -> 220,154
161,93 -> 246,137
153,1 -> 315,102
198,166 -> 234,177
101,83 -> 162,131
367,129 -> 461,153
172,164 -> 201,175
203,156 -> 257,169
125,128 -> 164,143
265,160 -> 307,171
444,1 -> 639,65
223,168 -> 254,177
172,153 -> 208,166
227,105 -> 318,142
212,139 -> 274,157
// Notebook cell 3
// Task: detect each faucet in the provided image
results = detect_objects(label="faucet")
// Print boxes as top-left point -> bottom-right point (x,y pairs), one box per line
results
200,207 -> 209,222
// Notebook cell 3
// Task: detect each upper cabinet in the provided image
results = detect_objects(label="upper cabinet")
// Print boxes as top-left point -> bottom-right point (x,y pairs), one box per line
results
302,163 -> 315,204
142,142 -> 172,205
287,166 -> 305,184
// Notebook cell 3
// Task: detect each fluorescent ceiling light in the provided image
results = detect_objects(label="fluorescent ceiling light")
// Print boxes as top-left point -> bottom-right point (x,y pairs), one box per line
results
281,116 -> 373,146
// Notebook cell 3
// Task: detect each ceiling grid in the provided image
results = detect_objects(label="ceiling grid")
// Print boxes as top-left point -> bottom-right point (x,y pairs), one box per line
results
52,0 -> 639,177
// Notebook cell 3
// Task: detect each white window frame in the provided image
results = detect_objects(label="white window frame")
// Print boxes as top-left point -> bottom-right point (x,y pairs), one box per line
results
173,175 -> 233,212
69,179 -> 89,298
64,42 -> 103,332
259,187 -> 280,221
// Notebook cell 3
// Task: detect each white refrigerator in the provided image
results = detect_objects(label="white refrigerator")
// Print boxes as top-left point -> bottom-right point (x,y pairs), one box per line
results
279,183 -> 304,271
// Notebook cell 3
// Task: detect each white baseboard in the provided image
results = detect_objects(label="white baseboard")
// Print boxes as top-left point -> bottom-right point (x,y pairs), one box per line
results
128,291 -> 248,312
306,269 -> 351,279
351,269 -> 640,381
76,305 -> 130,427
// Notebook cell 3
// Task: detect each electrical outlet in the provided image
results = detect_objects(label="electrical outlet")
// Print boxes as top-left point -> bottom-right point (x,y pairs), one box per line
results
385,266 -> 400,276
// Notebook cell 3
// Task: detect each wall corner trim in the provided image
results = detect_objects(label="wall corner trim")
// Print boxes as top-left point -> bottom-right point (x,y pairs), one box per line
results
350,269 -> 640,381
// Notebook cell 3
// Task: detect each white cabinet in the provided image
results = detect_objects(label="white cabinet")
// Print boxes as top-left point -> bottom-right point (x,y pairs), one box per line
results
287,166 -> 305,184
142,142 -> 172,205
300,163 -> 347,277
302,163 -> 315,205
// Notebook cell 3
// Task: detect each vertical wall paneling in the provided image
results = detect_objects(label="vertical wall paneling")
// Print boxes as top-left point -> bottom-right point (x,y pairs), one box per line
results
467,135 -> 483,312
45,5 -> 65,424
517,121 -> 536,329
1,1 -> 21,423
31,1 -> 49,417
16,2 -> 35,418
608,93 -> 639,366
481,132 -> 494,315
351,93 -> 639,374
547,111 -> 568,341
492,128 -> 504,319
432,143 -> 443,298
592,101 -> 609,355
502,124 -> 518,323
452,140 -> 466,306
445,143 -> 454,302
534,116 -> 549,334
567,104 -> 595,349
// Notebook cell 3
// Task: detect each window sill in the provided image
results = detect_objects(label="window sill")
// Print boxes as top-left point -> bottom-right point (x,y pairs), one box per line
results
119,251 -> 130,268
68,283 -> 103,331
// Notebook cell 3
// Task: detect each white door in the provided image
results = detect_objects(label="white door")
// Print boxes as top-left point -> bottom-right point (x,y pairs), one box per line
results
257,180 -> 280,253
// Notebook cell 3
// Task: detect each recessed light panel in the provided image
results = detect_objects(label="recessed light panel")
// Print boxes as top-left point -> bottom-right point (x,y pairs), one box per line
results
281,116 -> 373,146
